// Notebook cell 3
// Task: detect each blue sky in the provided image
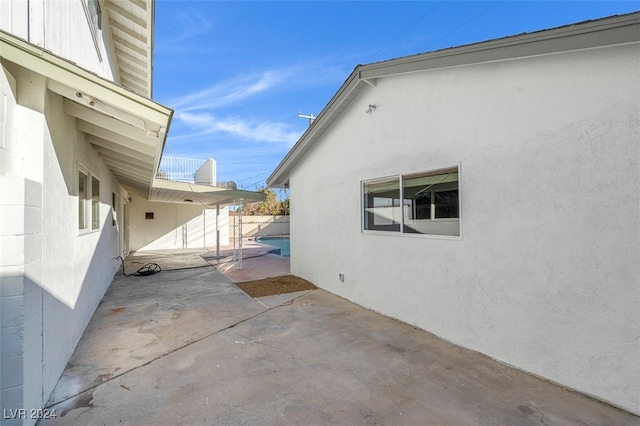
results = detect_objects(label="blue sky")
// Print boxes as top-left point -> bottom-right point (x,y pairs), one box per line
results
153,1 -> 639,191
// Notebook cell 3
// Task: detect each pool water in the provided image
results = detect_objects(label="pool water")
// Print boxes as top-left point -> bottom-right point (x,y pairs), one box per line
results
256,236 -> 290,257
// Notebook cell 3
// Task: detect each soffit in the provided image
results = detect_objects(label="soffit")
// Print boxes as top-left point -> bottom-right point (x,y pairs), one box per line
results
149,179 -> 267,207
0,30 -> 173,195
104,0 -> 153,97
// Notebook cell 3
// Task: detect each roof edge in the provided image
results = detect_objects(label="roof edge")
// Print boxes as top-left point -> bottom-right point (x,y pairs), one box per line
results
266,12 -> 640,187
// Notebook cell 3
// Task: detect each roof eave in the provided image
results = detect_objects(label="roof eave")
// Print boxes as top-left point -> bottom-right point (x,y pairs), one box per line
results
1,29 -> 173,194
266,12 -> 640,188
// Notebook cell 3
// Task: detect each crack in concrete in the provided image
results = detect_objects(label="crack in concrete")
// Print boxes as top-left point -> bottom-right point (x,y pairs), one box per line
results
45,290 -> 316,410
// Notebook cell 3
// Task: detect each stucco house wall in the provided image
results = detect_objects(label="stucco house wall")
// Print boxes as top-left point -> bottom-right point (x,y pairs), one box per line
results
0,63 -> 126,424
1,2 -> 133,422
129,195 -> 230,252
286,42 -> 639,413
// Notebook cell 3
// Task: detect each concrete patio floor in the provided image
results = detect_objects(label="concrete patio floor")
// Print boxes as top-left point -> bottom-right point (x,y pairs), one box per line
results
42,248 -> 639,425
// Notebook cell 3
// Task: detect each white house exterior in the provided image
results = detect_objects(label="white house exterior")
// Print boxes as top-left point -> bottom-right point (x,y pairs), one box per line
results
268,13 -> 640,415
0,1 -> 262,423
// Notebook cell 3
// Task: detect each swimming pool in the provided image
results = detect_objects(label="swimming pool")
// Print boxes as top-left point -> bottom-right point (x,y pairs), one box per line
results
256,236 -> 290,258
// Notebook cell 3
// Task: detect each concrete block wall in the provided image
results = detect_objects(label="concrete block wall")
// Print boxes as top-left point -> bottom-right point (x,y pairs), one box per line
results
0,177 -> 44,426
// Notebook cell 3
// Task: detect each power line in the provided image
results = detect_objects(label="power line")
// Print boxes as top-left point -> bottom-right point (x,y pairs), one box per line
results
424,1 -> 502,52
365,1 -> 444,63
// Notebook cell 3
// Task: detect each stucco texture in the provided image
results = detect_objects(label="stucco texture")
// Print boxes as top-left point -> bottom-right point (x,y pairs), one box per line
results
287,43 -> 640,413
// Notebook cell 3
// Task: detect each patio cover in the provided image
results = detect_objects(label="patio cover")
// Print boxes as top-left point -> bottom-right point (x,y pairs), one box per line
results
150,179 -> 266,207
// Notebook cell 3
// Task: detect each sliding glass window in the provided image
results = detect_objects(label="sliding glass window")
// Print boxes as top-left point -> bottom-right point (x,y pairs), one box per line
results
79,171 -> 88,230
363,166 -> 460,237
363,177 -> 402,232
91,176 -> 100,230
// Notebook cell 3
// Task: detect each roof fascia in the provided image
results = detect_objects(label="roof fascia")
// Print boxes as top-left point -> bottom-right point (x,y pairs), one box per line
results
1,29 -> 173,195
0,30 -> 171,125
358,13 -> 640,81
266,13 -> 640,187
267,69 -> 364,187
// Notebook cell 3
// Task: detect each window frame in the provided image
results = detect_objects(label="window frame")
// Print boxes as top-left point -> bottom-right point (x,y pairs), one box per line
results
91,175 -> 100,230
81,0 -> 103,62
78,164 -> 101,234
361,164 -> 462,240
78,168 -> 89,231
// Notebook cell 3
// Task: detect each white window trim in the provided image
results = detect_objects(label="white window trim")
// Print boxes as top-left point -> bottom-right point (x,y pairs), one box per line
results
81,0 -> 103,62
79,164 -> 101,235
112,192 -> 118,228
361,163 -> 463,240
91,174 -> 100,230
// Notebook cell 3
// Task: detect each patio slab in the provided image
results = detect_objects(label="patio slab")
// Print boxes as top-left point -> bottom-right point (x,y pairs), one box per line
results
42,251 -> 639,425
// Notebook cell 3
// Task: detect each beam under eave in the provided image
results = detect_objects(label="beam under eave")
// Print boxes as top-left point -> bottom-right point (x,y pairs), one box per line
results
96,150 -> 154,172
113,173 -> 149,188
105,1 -> 147,29
114,47 -> 147,67
119,61 -> 148,78
64,99 -> 159,142
112,168 -> 150,183
119,68 -> 147,85
112,34 -> 147,57
109,19 -> 147,44
103,160 -> 153,180
77,121 -> 157,157
49,80 -> 162,132
129,0 -> 147,12
118,78 -> 147,96
87,134 -> 155,163
44,78 -> 168,128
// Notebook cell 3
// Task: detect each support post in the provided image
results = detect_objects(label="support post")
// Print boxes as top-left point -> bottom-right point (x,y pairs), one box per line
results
215,204 -> 220,259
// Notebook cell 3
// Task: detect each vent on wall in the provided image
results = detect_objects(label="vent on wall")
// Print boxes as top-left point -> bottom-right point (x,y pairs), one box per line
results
145,212 -> 154,220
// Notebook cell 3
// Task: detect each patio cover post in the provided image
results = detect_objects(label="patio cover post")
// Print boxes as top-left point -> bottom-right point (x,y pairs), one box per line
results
215,204 -> 220,259
232,200 -> 236,262
239,198 -> 244,270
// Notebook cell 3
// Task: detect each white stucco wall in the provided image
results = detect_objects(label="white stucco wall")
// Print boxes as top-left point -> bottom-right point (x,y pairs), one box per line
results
129,196 -> 230,252
1,65 -> 45,425
288,43 -> 640,414
40,83 -> 123,401
1,59 -> 122,424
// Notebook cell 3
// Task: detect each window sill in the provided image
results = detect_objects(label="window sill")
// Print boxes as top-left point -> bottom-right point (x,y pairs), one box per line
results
361,229 -> 462,241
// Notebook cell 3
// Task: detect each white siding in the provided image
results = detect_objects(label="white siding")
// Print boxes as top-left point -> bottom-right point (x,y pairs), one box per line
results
289,44 -> 640,414
0,0 -> 115,80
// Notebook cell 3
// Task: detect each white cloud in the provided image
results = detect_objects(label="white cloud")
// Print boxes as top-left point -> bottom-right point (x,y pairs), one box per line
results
173,111 -> 302,146
168,71 -> 287,111
171,9 -> 212,43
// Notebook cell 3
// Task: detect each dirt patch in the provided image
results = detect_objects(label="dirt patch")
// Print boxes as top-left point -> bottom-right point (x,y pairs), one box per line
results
236,275 -> 316,298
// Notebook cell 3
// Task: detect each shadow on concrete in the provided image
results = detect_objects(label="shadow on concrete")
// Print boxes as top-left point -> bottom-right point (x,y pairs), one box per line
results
41,251 -> 639,425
